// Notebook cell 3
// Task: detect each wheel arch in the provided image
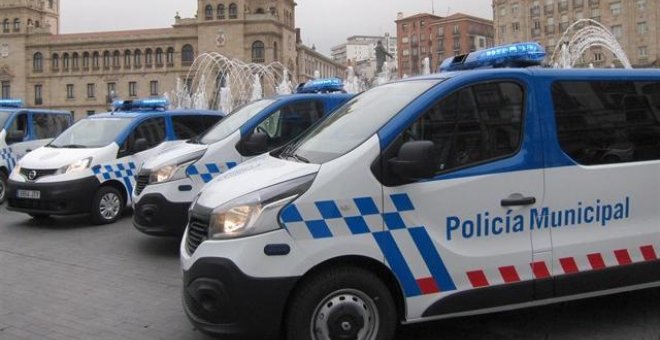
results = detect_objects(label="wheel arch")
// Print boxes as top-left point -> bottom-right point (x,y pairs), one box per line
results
99,179 -> 129,206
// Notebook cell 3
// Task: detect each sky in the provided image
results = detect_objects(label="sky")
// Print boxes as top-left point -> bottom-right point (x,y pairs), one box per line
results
60,0 -> 493,55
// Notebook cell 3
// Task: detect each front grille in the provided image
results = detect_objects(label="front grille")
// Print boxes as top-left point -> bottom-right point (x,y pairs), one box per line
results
186,217 -> 209,255
9,198 -> 61,211
134,175 -> 149,195
20,168 -> 57,181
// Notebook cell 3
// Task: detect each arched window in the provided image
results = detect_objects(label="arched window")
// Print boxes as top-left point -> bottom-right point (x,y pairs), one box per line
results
33,52 -> 43,72
134,49 -> 142,67
72,52 -> 79,70
3,19 -> 9,32
103,51 -> 110,69
228,3 -> 238,19
52,53 -> 59,70
273,41 -> 278,61
92,51 -> 100,69
82,52 -> 89,69
62,53 -> 70,70
13,18 -> 19,32
182,44 -> 194,65
166,47 -> 174,65
251,41 -> 265,63
155,48 -> 164,66
217,4 -> 225,19
112,50 -> 120,68
35,21 -> 40,28
145,48 -> 153,66
205,4 -> 213,20
49,0 -> 54,9
124,50 -> 131,68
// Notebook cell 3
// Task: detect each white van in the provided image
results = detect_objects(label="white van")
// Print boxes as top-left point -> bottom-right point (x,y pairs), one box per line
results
180,44 -> 660,339
0,100 -> 72,203
7,98 -> 224,224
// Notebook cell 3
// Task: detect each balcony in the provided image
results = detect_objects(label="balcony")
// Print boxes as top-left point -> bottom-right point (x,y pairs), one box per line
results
530,6 -> 540,16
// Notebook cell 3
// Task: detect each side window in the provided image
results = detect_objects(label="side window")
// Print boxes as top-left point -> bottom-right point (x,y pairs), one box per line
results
172,115 -> 222,140
120,117 -> 166,155
553,81 -> 660,165
401,82 -> 524,173
32,113 -> 71,139
6,113 -> 28,144
255,100 -> 324,149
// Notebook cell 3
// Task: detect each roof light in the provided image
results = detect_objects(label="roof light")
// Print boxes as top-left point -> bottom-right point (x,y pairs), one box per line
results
439,42 -> 546,72
112,97 -> 170,112
296,78 -> 345,94
0,99 -> 24,108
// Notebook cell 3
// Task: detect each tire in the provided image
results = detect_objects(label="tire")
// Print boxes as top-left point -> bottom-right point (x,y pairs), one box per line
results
29,213 -> 51,219
0,171 -> 7,204
90,186 -> 124,225
285,266 -> 397,340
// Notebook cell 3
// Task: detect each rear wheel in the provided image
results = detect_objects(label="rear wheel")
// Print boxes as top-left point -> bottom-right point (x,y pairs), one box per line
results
0,171 -> 7,204
286,266 -> 397,340
90,186 -> 124,225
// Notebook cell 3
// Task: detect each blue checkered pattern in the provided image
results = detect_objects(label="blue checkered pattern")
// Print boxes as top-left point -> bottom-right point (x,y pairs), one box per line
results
280,193 -> 457,297
186,162 -> 238,183
92,162 -> 137,195
0,147 -> 17,172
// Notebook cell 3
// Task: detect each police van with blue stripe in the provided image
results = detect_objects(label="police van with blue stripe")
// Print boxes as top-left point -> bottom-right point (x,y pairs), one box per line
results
0,99 -> 72,204
181,42 -> 660,339
131,80 -> 352,237
7,98 -> 224,224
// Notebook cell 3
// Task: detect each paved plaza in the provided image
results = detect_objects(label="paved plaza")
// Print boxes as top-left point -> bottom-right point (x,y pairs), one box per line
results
2,203 -> 660,340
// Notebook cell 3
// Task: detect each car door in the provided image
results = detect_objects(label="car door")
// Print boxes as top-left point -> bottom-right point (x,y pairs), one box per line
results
4,112 -> 31,170
378,79 -> 545,318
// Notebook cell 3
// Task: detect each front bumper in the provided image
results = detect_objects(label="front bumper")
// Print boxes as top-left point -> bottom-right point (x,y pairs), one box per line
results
182,257 -> 299,338
7,176 -> 99,215
133,193 -> 190,237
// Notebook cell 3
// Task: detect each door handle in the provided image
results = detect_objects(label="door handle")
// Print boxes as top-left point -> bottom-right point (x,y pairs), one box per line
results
26,149 -> 32,152
501,196 -> 536,207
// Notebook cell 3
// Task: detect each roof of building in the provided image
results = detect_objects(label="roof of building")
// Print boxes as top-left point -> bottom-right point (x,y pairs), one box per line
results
396,13 -> 443,23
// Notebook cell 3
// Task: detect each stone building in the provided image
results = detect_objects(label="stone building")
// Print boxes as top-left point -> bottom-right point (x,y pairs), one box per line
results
0,0 -> 341,120
493,0 -> 658,67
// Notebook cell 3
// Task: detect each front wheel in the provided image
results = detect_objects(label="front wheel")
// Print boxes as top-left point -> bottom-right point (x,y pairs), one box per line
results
90,186 -> 124,225
0,171 -> 7,204
285,266 -> 397,340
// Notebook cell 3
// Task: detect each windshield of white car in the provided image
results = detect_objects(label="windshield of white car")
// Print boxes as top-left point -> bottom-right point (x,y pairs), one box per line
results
198,99 -> 276,145
48,117 -> 133,148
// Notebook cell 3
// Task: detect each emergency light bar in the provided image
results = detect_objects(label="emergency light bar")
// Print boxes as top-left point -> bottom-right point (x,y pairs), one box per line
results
0,99 -> 24,108
439,42 -> 546,72
112,97 -> 170,112
297,78 -> 345,94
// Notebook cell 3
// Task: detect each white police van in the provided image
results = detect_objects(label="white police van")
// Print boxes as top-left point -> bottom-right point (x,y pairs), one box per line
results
181,42 -> 660,339
132,80 -> 352,236
7,98 -> 224,224
0,100 -> 72,204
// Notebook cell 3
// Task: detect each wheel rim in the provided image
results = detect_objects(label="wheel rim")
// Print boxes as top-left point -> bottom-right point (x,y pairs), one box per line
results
311,289 -> 379,340
99,192 -> 121,220
0,179 -> 5,202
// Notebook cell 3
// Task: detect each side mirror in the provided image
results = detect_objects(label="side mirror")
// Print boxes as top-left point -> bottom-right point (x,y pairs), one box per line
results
240,132 -> 269,156
5,130 -> 25,144
133,138 -> 149,153
388,141 -> 436,181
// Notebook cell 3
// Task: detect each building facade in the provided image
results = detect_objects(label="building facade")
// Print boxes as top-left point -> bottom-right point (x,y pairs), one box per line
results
0,0 -> 340,120
330,35 -> 397,80
493,0 -> 659,67
396,12 -> 494,78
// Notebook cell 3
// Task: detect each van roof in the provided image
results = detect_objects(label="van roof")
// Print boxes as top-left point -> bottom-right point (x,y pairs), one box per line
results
90,109 -> 226,119
402,68 -> 660,83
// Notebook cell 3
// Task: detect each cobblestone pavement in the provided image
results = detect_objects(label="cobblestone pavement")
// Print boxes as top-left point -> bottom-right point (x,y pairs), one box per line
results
2,204 -> 660,340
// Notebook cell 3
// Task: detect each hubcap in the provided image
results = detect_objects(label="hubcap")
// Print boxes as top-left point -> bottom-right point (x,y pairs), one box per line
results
0,179 -> 5,202
99,192 -> 121,220
311,289 -> 379,340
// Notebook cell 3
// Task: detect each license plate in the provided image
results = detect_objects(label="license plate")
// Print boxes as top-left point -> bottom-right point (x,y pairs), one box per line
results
17,189 -> 41,200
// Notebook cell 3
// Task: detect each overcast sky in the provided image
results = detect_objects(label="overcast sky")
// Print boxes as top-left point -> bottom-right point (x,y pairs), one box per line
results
60,0 -> 493,55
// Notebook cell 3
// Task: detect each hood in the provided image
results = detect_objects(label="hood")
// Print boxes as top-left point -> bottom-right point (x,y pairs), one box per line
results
18,146 -> 105,170
196,154 -> 320,209
142,141 -> 208,170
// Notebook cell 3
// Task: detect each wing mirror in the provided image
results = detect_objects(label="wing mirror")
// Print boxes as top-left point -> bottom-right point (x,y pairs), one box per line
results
388,141 -> 436,181
240,132 -> 269,156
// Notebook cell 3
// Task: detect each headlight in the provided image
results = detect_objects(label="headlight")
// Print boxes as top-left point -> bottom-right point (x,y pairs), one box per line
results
204,174 -> 316,240
56,157 -> 92,174
11,164 -> 21,177
149,152 -> 204,184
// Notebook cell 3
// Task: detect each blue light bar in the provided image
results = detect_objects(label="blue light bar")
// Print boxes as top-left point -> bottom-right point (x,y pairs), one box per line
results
0,99 -> 24,108
297,78 -> 345,94
112,97 -> 170,111
439,42 -> 546,72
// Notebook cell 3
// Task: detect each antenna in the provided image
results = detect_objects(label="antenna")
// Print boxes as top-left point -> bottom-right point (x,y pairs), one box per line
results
447,6 -> 451,16
431,0 -> 435,14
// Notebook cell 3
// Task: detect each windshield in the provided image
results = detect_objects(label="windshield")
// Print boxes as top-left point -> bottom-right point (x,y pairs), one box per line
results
199,99 -> 276,145
285,80 -> 441,164
49,117 -> 133,148
0,111 -> 12,129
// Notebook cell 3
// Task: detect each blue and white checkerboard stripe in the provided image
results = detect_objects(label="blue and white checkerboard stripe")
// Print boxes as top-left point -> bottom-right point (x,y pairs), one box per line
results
186,162 -> 238,183
92,162 -> 137,195
0,147 -> 17,172
280,193 -> 457,297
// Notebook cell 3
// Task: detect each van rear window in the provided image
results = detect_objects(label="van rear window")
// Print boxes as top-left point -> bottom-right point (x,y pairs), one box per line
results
552,81 -> 660,165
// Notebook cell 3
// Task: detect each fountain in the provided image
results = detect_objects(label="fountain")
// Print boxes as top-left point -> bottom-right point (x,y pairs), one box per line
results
422,57 -> 431,75
551,19 -> 631,69
343,66 -> 364,94
374,61 -> 393,86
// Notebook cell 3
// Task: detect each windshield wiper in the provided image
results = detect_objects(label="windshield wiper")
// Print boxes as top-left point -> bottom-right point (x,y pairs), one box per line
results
57,144 -> 88,149
280,146 -> 309,163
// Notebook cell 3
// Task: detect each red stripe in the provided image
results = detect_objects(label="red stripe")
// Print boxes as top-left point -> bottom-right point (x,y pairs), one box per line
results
530,261 -> 551,279
587,253 -> 606,270
640,245 -> 657,261
559,257 -> 579,274
467,270 -> 489,288
416,277 -> 440,295
613,249 -> 632,265
498,266 -> 521,283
